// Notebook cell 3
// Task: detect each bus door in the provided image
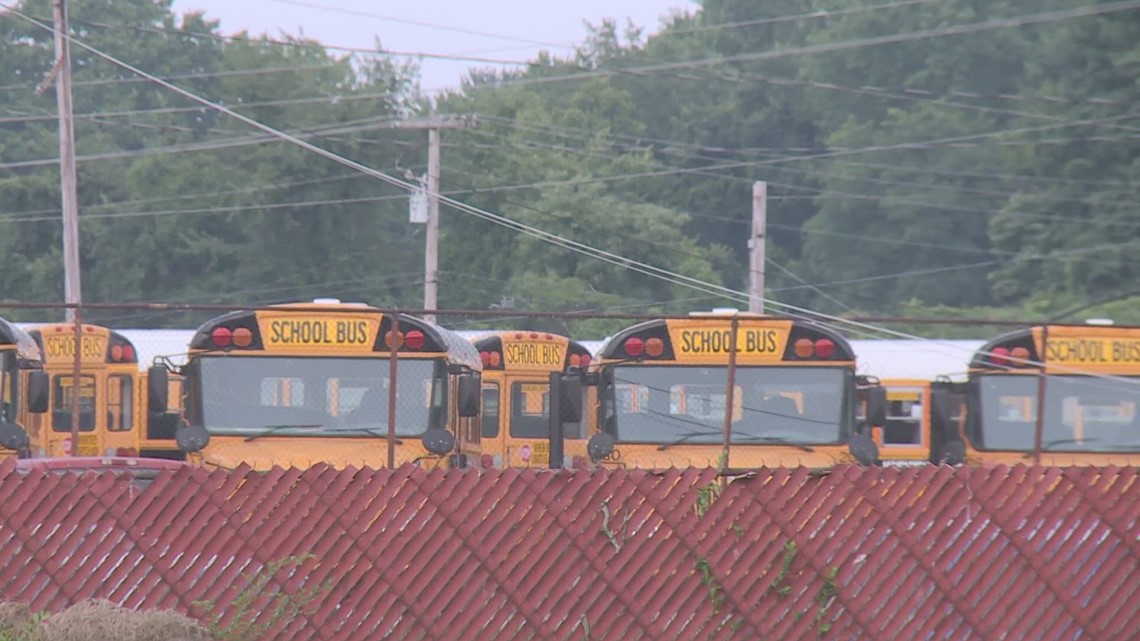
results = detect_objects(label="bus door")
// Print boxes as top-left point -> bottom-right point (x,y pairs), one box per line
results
48,371 -> 137,456
876,382 -> 930,465
103,370 -> 138,455
48,373 -> 98,456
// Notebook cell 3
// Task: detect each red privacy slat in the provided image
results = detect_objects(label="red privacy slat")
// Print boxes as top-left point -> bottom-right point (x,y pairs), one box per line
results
0,464 -> 1137,641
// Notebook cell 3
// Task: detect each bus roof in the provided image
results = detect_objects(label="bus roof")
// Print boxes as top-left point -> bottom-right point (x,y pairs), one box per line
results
598,316 -> 856,362
970,323 -> 1140,373
0,317 -> 43,362
469,330 -> 593,372
188,303 -> 482,371
28,323 -> 139,365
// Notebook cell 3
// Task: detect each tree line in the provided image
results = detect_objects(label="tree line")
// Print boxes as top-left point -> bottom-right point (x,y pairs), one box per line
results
0,0 -> 1136,336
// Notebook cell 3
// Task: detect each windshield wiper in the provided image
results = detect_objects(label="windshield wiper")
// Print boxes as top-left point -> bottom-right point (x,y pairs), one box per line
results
736,434 -> 815,452
1038,437 -> 1100,450
244,423 -> 325,442
657,430 -> 722,450
327,425 -> 404,443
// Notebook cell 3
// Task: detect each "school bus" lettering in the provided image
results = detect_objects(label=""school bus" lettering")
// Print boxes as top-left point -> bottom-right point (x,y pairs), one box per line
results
43,335 -> 106,361
678,329 -> 779,355
504,343 -> 564,368
1045,338 -> 1140,365
267,319 -> 370,346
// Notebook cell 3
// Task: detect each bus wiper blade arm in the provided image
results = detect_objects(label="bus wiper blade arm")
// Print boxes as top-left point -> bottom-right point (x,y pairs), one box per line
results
327,425 -> 404,443
1035,437 -> 1100,451
737,434 -> 815,452
244,423 -> 325,442
657,430 -> 722,450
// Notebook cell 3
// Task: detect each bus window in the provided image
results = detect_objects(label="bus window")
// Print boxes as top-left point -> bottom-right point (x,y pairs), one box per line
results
107,374 -> 134,432
481,384 -> 500,438
52,374 -> 96,432
261,377 -> 305,408
670,384 -> 743,422
510,382 -> 549,438
616,383 -> 649,415
885,388 -> 924,446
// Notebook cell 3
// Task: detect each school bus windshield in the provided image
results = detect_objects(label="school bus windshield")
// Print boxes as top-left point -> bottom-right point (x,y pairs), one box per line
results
976,374 -> 1140,452
605,365 -> 848,445
198,356 -> 445,437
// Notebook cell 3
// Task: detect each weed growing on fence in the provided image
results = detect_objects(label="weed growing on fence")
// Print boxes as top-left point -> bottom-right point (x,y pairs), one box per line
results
694,482 -> 721,518
767,540 -> 797,597
694,557 -> 725,614
192,554 -> 332,641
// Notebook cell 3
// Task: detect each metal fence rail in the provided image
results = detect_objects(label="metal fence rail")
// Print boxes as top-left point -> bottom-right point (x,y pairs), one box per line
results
1,461 -> 1136,640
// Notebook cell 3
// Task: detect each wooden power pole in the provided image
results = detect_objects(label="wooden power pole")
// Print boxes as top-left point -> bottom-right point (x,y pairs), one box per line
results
43,0 -> 82,322
392,115 -> 476,324
748,181 -> 767,314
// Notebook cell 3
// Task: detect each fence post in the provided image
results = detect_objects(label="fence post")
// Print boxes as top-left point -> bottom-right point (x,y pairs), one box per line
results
387,313 -> 401,469
1032,325 -> 1049,465
721,315 -> 739,480
70,305 -> 82,456
548,371 -> 564,470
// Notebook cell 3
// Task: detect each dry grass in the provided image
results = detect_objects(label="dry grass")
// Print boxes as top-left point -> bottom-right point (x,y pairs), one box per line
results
1,600 -> 211,641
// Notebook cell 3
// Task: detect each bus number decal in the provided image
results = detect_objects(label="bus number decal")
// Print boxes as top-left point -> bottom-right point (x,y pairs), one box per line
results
43,335 -> 106,361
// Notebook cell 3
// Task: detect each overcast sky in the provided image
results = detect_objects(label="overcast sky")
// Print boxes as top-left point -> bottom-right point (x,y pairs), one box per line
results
171,0 -> 697,93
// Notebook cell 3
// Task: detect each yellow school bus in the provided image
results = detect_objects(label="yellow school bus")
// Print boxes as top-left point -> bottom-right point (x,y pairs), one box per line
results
0,317 -> 49,457
26,323 -> 142,458
147,301 -> 482,470
877,379 -> 933,466
471,331 -> 593,468
931,323 -> 1140,466
590,311 -> 885,469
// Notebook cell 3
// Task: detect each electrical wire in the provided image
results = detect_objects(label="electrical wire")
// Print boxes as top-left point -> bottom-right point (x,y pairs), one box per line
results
7,6 -> 1138,384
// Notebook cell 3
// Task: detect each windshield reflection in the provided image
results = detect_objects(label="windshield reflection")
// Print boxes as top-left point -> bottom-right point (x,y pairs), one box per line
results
604,365 -> 848,445
198,356 -> 444,436
977,375 -> 1140,452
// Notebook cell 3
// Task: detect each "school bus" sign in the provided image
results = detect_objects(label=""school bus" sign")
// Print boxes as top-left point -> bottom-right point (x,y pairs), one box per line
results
257,314 -> 380,352
1038,326 -> 1140,372
502,342 -> 565,370
666,320 -> 792,363
42,334 -> 107,362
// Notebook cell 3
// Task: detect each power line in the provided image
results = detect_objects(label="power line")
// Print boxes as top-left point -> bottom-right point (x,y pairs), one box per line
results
20,12 -> 542,67
429,2 -> 1140,92
0,115 -> 413,170
11,5 -> 1138,380
449,129 -> 1140,228
0,62 -> 345,93
265,0 -> 567,48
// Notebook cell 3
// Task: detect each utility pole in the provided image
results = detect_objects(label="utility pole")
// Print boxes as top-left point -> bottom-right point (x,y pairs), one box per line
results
748,181 -> 767,314
392,115 -> 477,324
43,0 -> 82,322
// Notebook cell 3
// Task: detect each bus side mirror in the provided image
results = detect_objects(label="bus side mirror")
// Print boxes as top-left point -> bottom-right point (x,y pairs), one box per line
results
148,366 -> 169,413
930,388 -> 965,465
866,387 -> 887,428
0,421 -> 28,451
457,374 -> 479,417
422,428 -> 455,456
26,371 -> 49,414
559,375 -> 583,424
176,423 -> 210,453
849,431 -> 879,466
588,432 -> 615,463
